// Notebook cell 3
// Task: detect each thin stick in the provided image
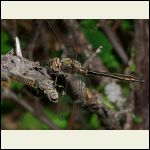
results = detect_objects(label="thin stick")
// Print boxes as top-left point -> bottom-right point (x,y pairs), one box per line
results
15,37 -> 22,58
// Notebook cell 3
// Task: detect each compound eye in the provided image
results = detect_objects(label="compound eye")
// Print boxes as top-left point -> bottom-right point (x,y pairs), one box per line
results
54,63 -> 59,69
51,58 -> 61,72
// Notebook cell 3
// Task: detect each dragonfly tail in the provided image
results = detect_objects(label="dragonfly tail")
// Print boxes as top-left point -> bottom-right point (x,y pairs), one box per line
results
87,71 -> 144,83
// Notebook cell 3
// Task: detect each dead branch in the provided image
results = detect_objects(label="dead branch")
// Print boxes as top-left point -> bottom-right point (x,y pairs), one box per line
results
1,48 -> 58,102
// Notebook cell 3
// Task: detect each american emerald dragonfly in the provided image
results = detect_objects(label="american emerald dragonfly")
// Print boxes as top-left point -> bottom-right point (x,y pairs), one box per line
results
46,20 -> 143,103
47,21 -> 143,77
50,56 -> 143,83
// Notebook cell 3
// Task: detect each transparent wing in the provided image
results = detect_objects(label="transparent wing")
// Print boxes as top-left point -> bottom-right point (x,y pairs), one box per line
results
45,19 -> 77,59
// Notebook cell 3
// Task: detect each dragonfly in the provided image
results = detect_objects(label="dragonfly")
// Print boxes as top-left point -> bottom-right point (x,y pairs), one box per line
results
50,55 -> 144,83
46,20 -> 143,88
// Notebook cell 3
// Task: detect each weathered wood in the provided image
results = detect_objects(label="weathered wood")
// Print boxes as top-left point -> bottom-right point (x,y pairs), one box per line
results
1,49 -> 59,102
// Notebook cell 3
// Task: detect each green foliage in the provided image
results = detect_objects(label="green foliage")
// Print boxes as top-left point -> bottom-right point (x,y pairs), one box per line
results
89,114 -> 100,129
128,47 -> 137,72
129,63 -> 137,72
121,84 -> 131,97
95,85 -> 104,93
1,100 -> 17,114
1,32 -> 12,54
44,108 -> 68,129
19,38 -> 26,50
121,20 -> 133,31
52,49 -> 63,58
20,107 -> 69,129
132,114 -> 143,124
102,95 -> 116,111
10,81 -> 24,90
20,112 -> 49,129
80,20 -> 120,70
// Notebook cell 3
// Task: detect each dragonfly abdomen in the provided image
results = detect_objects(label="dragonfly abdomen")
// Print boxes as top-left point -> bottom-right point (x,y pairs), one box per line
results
87,71 -> 144,83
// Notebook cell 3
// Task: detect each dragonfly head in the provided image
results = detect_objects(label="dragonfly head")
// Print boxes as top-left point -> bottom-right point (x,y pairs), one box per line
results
50,57 -> 61,72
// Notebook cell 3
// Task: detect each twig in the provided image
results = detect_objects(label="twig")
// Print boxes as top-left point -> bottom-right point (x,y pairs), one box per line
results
15,37 -> 22,58
67,102 -> 78,129
112,20 -> 122,31
84,46 -> 103,67
26,20 -> 42,60
100,19 -> 129,65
